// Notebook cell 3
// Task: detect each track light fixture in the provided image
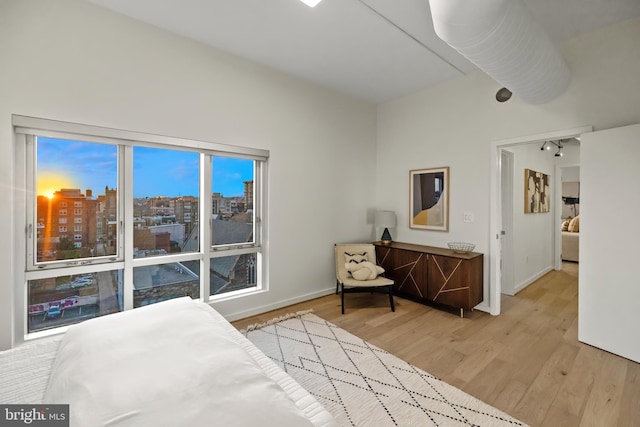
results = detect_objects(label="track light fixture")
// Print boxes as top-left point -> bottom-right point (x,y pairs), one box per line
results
540,140 -> 563,157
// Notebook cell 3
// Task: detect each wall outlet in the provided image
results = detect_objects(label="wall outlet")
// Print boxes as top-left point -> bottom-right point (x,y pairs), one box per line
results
463,212 -> 474,223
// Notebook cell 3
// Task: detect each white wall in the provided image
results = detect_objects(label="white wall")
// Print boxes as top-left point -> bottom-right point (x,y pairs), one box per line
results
562,167 -> 580,183
509,143 -> 555,292
376,17 -> 640,313
580,123 -> 640,363
0,0 -> 377,348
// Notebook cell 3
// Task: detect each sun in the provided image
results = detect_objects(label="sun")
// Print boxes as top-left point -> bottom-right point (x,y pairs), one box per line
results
37,172 -> 75,198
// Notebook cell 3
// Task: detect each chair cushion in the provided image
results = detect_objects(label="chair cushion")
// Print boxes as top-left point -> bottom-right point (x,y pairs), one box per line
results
341,275 -> 393,288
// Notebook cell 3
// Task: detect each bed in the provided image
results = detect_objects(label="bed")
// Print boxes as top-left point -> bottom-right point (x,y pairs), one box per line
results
0,298 -> 337,427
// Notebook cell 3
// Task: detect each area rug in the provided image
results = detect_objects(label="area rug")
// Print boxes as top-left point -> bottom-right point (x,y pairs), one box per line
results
243,311 -> 527,427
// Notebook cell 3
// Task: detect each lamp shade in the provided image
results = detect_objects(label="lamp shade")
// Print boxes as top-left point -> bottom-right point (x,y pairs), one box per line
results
374,211 -> 397,228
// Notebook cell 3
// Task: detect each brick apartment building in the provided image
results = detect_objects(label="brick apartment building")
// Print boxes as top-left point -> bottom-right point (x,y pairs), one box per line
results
36,188 -> 98,260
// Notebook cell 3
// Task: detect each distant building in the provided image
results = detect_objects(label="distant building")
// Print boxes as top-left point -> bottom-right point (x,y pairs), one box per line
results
97,186 -> 117,253
133,227 -> 171,253
173,196 -> 198,237
244,180 -> 253,210
149,196 -> 172,216
36,188 -> 97,260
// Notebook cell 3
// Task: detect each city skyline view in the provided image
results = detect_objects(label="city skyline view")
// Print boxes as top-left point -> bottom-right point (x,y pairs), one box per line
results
37,137 -> 254,198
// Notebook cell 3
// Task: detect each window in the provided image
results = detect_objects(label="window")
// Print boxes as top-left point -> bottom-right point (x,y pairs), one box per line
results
133,262 -> 200,308
27,271 -> 122,332
132,146 -> 199,260
14,115 -> 267,336
210,156 -> 258,296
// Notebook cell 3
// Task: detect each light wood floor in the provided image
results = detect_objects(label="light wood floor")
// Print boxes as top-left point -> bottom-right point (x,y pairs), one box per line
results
233,263 -> 640,427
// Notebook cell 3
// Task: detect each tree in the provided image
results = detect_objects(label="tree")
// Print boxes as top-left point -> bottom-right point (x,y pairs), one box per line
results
58,237 -> 80,259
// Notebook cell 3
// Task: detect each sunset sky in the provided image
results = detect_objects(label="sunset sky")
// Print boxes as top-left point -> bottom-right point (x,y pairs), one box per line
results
36,137 -> 253,198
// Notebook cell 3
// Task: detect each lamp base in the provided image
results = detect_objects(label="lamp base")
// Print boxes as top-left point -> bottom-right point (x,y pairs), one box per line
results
380,228 -> 392,245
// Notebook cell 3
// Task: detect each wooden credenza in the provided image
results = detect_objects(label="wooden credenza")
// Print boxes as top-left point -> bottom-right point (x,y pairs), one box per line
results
374,241 -> 483,317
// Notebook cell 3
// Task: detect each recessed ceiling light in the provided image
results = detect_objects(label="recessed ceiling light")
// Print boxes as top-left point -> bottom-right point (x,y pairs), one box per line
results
299,0 -> 323,7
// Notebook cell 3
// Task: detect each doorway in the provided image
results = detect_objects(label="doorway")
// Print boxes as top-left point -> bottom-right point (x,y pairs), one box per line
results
489,126 -> 592,315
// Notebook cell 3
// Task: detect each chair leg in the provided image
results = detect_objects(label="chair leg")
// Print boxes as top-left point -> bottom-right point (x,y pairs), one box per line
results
336,280 -> 339,295
388,286 -> 395,312
341,284 -> 345,314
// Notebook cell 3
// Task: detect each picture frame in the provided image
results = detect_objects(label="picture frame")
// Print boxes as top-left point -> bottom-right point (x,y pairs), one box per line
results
409,167 -> 449,231
524,168 -> 550,213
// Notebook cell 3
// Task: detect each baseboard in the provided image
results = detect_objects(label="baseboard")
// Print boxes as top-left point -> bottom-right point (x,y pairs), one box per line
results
218,286 -> 496,321
220,287 -> 336,322
513,266 -> 553,295
473,303 -> 491,314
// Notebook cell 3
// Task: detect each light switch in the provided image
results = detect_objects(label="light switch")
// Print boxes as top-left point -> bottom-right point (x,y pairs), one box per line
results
463,212 -> 474,223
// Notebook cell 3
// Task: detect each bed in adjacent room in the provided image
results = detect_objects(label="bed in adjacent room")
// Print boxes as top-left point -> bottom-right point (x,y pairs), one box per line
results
0,298 -> 337,427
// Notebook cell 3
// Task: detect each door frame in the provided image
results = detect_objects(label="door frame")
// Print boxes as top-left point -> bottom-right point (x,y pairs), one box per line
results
500,149 -> 515,295
489,126 -> 592,315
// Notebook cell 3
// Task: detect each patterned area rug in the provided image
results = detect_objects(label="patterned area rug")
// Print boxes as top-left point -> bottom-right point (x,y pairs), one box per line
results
244,312 -> 527,427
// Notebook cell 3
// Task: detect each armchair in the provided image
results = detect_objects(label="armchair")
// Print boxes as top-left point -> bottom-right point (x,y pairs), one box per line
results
334,243 -> 395,314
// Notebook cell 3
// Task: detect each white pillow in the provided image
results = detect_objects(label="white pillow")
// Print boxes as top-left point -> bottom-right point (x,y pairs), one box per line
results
344,251 -> 368,264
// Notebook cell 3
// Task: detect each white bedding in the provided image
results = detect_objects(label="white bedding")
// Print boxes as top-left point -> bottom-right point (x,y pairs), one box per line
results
0,334 -> 62,404
1,298 -> 336,427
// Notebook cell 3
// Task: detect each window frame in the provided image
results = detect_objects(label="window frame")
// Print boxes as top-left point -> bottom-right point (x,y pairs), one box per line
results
13,115 -> 269,342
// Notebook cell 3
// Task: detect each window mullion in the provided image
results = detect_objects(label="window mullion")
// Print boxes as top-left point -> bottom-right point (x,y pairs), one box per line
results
25,135 -> 36,267
201,154 -> 212,302
122,145 -> 134,311
15,134 -> 30,342
255,161 -> 263,247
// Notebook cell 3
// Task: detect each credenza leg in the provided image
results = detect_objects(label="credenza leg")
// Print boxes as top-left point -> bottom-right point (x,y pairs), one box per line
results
460,308 -> 464,318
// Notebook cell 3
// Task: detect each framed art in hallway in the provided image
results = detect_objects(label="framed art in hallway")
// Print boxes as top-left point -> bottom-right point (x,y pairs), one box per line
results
524,168 -> 550,213
410,167 -> 449,231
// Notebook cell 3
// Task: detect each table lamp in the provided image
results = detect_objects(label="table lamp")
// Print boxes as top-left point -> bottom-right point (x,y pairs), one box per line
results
375,210 -> 396,244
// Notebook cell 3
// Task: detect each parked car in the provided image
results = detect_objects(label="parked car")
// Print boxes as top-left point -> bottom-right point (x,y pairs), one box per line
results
46,305 -> 62,319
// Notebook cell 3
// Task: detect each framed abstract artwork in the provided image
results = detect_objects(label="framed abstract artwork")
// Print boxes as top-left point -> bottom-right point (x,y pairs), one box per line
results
524,168 -> 550,213
410,167 -> 449,231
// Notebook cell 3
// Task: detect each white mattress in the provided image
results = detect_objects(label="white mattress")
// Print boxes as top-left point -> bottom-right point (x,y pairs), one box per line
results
0,302 -> 336,427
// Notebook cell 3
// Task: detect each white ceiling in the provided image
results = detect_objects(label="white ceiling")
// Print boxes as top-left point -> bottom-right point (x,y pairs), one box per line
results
87,0 -> 640,103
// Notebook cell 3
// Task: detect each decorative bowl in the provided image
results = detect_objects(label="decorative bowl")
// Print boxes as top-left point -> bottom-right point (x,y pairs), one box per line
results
447,242 -> 475,254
